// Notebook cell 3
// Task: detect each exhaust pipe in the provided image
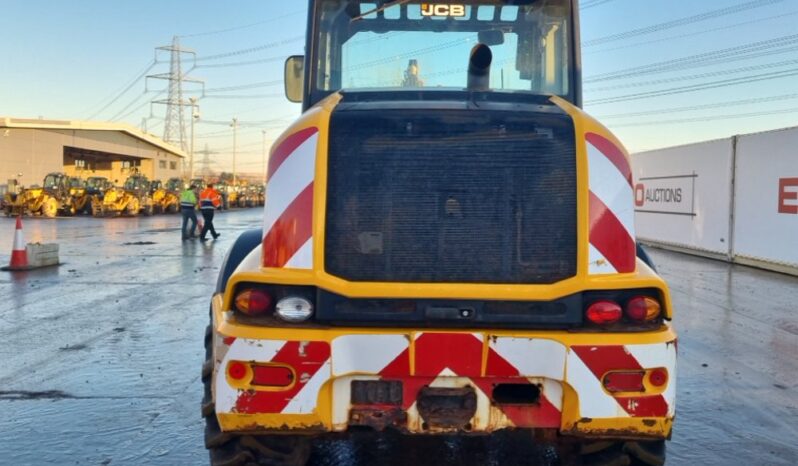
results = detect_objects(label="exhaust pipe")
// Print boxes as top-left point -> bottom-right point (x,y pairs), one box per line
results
467,43 -> 492,91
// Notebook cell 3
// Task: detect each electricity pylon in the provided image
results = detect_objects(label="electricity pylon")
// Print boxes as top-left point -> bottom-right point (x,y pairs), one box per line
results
147,36 -> 203,152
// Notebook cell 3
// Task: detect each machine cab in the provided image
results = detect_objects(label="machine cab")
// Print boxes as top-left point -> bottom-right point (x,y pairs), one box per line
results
285,0 -> 581,110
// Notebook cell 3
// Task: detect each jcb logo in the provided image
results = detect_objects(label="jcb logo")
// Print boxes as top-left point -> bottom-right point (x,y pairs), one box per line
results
421,4 -> 466,17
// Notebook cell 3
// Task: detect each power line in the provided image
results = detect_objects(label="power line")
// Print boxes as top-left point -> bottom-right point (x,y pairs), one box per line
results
596,93 -> 798,119
581,0 -> 617,10
111,88 -> 166,122
85,60 -> 158,120
202,94 -> 282,100
585,34 -> 798,83
212,140 -> 267,152
583,0 -> 784,47
195,130 -> 232,139
108,89 -> 155,122
195,126 -> 270,138
586,68 -> 798,105
211,103 -> 287,119
203,79 -> 283,93
586,58 -> 798,92
196,117 -> 292,127
609,106 -> 798,128
584,10 -> 798,55
195,55 -> 285,69
194,36 -> 304,62
179,10 -> 304,39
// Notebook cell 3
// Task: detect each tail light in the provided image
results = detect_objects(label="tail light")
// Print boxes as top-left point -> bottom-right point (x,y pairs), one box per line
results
226,361 -> 295,388
586,300 -> 622,325
252,365 -> 294,387
234,289 -> 273,316
603,371 -> 645,393
626,296 -> 661,322
227,361 -> 249,381
648,368 -> 669,387
603,369 -> 669,393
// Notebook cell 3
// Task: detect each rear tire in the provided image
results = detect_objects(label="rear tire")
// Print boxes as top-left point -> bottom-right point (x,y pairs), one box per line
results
580,440 -> 665,466
203,313 -> 311,466
636,244 -> 657,272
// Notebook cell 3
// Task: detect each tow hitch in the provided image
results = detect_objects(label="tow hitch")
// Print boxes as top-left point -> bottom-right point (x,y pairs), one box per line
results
417,386 -> 477,430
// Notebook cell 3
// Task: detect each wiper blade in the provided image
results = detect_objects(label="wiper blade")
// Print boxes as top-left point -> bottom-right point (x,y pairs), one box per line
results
351,0 -> 412,22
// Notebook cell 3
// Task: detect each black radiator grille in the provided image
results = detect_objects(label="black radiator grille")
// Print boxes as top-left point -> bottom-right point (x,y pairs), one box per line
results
325,108 -> 576,284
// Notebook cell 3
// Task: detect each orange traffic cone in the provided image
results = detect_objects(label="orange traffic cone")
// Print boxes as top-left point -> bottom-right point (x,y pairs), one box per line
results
6,216 -> 29,270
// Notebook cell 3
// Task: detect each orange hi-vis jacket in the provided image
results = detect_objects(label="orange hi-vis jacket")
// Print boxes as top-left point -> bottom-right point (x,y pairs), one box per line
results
199,187 -> 221,211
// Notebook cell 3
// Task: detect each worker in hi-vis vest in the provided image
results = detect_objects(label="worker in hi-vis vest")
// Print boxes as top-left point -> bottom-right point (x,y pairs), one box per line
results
199,183 -> 222,241
180,184 -> 199,240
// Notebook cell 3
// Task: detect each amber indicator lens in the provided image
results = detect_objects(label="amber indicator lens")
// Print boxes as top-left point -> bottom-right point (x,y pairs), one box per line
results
626,296 -> 661,322
234,289 -> 273,316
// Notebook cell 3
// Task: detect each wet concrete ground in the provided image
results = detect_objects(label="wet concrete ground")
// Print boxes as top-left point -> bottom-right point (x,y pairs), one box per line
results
0,209 -> 796,465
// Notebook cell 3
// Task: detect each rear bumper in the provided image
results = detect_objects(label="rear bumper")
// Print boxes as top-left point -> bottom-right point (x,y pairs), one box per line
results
211,297 -> 676,440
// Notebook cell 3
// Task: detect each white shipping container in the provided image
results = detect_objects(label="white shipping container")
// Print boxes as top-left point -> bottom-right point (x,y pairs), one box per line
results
632,139 -> 734,257
733,127 -> 798,270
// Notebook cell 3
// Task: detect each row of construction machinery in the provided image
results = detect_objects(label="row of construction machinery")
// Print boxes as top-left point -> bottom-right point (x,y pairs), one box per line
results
2,173 -> 264,218
216,182 -> 265,209
189,178 -> 265,210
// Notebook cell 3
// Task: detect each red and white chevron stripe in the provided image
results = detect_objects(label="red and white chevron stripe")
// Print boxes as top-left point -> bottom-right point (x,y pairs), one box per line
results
218,333 -> 566,427
215,337 -> 331,415
586,132 -> 636,274
566,343 -> 676,419
215,334 -> 674,425
262,127 -> 319,269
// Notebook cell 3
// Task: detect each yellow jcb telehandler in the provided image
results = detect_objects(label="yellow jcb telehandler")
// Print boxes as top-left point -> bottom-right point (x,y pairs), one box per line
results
92,174 -> 155,217
68,177 -> 92,214
3,172 -> 76,217
203,2 -> 676,466
150,179 -> 180,214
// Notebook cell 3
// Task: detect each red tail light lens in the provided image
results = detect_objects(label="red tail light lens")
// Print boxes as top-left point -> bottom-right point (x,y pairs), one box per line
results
648,368 -> 669,387
251,365 -> 294,387
234,289 -> 273,316
227,361 -> 248,381
586,300 -> 623,324
603,371 -> 645,393
626,296 -> 661,322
